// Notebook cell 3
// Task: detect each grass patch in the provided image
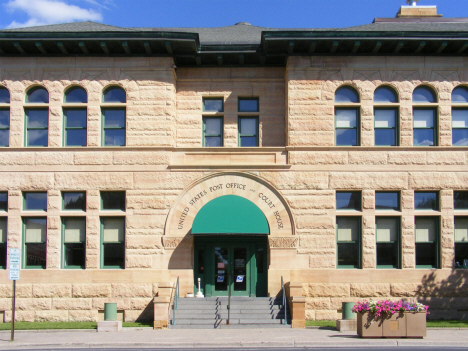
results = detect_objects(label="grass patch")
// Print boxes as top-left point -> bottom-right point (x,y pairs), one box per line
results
427,320 -> 468,328
306,320 -> 336,328
0,322 -> 97,330
0,321 -> 153,331
306,320 -> 468,329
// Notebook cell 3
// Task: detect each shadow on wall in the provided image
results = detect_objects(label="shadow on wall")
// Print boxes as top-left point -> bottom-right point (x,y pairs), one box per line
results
416,270 -> 468,320
167,234 -> 193,270
133,301 -> 154,323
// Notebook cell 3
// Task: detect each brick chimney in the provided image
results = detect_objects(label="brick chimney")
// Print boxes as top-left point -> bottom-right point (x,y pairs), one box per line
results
397,4 -> 442,18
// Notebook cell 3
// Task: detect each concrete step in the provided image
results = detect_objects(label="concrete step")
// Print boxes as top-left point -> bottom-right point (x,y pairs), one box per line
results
218,324 -> 292,329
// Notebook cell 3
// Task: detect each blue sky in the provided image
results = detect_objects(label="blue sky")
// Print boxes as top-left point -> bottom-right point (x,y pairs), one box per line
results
1,0 -> 467,29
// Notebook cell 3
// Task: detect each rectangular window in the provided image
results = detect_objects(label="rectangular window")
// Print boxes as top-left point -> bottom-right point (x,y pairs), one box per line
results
374,108 -> 397,146
203,117 -> 223,147
0,108 -> 10,147
415,217 -> 439,268
62,192 -> 86,211
336,191 -> 361,211
0,192 -> 7,212
203,98 -> 223,112
452,109 -> 468,146
0,218 -> 7,269
64,109 -> 87,146
454,191 -> 468,210
414,191 -> 439,211
101,217 -> 125,269
376,217 -> 400,268
101,191 -> 125,211
62,217 -> 85,269
455,217 -> 468,268
336,216 -> 361,268
102,109 -> 125,146
413,109 -> 436,146
25,109 -> 48,147
238,117 -> 258,147
238,98 -> 259,112
375,192 -> 400,211
23,192 -> 47,211
336,109 -> 359,146
23,217 -> 47,269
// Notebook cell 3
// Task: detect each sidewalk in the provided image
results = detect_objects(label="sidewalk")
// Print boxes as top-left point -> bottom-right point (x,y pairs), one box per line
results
0,327 -> 467,349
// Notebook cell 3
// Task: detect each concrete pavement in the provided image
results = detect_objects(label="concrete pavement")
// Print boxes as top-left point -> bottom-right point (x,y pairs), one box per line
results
0,327 -> 466,349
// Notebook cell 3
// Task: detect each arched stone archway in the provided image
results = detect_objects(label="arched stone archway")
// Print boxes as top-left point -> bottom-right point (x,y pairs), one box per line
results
165,172 -> 295,238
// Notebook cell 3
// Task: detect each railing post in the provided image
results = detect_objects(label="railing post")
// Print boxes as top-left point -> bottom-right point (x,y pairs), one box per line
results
282,276 -> 288,325
227,273 -> 231,325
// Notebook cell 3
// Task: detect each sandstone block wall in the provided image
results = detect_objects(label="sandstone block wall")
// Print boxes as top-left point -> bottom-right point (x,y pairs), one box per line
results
176,67 -> 285,147
0,56 -> 467,322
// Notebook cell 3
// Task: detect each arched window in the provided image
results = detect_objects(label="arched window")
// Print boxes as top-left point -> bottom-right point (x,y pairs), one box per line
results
335,86 -> 359,103
102,86 -> 126,146
25,86 -> 49,147
413,86 -> 436,103
452,86 -> 468,103
26,87 -> 49,104
335,86 -> 360,146
64,86 -> 87,146
103,86 -> 126,103
452,86 -> 468,146
0,87 -> 10,147
413,86 -> 437,146
374,86 -> 397,103
374,86 -> 399,146
65,86 -> 87,103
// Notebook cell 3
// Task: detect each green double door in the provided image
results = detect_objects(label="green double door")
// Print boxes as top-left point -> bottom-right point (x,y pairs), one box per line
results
194,236 -> 268,297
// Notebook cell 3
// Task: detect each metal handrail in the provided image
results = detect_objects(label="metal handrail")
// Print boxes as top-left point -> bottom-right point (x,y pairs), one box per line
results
281,276 -> 288,325
227,273 -> 231,325
172,277 -> 179,325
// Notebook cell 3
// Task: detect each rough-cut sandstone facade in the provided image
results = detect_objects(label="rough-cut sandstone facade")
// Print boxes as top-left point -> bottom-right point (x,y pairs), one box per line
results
0,54 -> 467,323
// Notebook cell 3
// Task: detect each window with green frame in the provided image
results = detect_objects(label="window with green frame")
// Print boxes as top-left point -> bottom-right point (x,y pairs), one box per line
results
64,109 -> 87,146
23,192 -> 47,211
101,191 -> 125,211
415,216 -> 439,268
374,108 -> 398,146
62,217 -> 85,269
376,217 -> 400,268
203,117 -> 223,147
101,217 -> 125,269
102,108 -> 125,146
203,97 -> 223,112
0,86 -> 10,147
22,217 -> 47,269
0,108 -> 9,147
238,98 -> 259,112
335,108 -> 359,146
413,108 -> 437,146
25,109 -> 48,147
0,217 -> 7,269
0,192 -> 7,212
336,216 -> 361,268
454,217 -> 468,268
238,117 -> 258,147
62,192 -> 86,211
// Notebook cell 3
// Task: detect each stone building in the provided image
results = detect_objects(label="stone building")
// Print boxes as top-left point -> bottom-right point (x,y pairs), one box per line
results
0,3 -> 467,326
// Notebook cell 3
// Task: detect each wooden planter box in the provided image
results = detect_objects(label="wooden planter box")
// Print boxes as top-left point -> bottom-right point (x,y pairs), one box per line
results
357,312 -> 426,338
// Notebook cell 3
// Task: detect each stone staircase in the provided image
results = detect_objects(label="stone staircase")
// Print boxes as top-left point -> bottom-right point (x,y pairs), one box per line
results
169,296 -> 291,329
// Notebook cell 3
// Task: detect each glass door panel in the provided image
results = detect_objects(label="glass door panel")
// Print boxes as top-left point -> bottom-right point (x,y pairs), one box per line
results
214,247 -> 228,292
233,247 -> 247,291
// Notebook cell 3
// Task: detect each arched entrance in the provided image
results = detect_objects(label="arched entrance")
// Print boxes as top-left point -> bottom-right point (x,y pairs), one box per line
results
164,172 -> 296,297
193,195 -> 269,297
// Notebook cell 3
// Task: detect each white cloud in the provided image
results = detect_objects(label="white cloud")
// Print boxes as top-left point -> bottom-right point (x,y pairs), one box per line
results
5,0 -> 103,29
